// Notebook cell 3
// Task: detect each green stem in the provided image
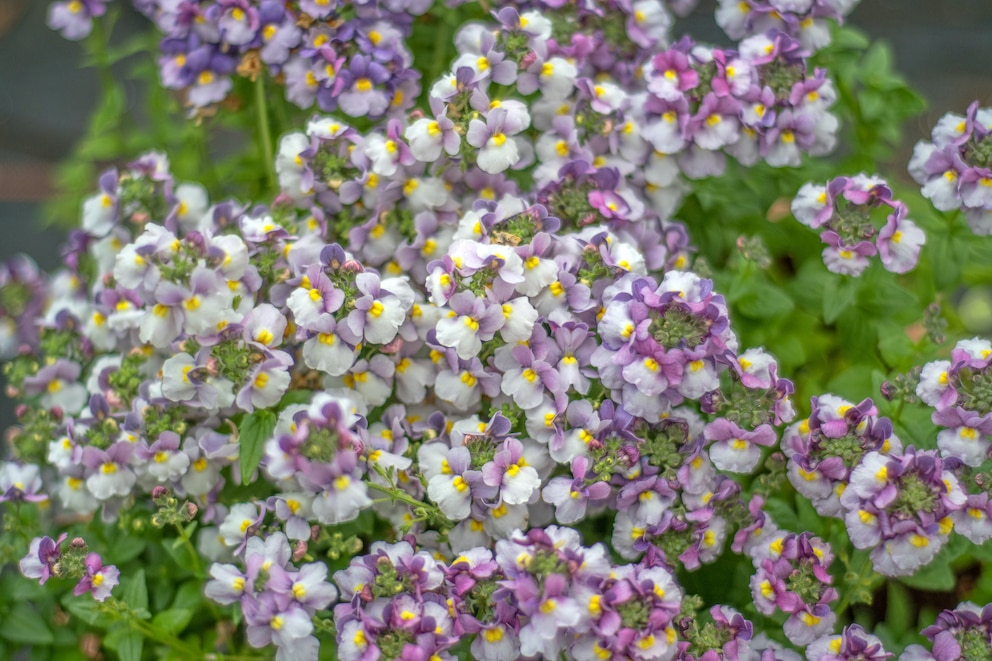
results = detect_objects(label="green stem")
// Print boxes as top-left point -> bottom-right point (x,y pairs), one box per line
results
87,15 -> 117,99
834,549 -> 880,615
254,75 -> 277,193
173,523 -> 203,578
171,522 -> 224,622
86,13 -> 127,154
365,479 -> 436,513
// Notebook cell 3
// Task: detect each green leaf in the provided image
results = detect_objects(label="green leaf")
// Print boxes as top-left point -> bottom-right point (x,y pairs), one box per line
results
830,25 -> 870,51
823,277 -> 858,324
277,389 -> 315,410
736,283 -> 795,320
105,627 -> 143,661
121,569 -> 149,618
153,608 -> 193,635
932,231 -> 965,289
862,281 -> 918,318
763,497 -> 799,532
172,581 -> 206,612
62,596 -> 110,628
877,322 -> 916,368
239,408 -> 278,484
0,607 -> 54,645
106,534 -> 147,565
860,42 -> 893,82
898,553 -> 957,591
886,582 -> 913,638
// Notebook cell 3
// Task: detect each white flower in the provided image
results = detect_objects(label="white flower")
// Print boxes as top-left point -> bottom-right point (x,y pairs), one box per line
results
219,503 -> 259,546
476,132 -> 520,174
81,192 -> 115,237
173,183 -> 210,231
428,473 -> 472,520
364,297 -> 406,345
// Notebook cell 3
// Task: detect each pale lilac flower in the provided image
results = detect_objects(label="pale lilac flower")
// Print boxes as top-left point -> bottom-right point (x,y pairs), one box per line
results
73,553 -> 120,602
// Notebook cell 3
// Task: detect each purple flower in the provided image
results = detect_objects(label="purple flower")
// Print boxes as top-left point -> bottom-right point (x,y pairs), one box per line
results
0,462 -> 48,503
336,54 -> 391,118
840,448 -> 967,576
73,553 -> 120,601
19,533 -> 67,585
542,456 -> 611,523
808,624 -> 892,661
47,0 -> 108,40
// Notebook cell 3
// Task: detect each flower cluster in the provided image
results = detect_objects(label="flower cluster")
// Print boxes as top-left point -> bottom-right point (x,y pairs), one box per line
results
748,531 -> 837,645
783,394 -> 899,517
21,534 -> 120,601
910,101 -> 992,234
333,526 -> 688,661
117,0 -> 428,115
917,337 -> 992,466
641,30 -> 839,191
782,391 -> 990,577
715,0 -> 861,52
205,531 -> 338,660
18,1 -> 992,659
901,602 -> 992,661
792,174 -> 925,276
807,624 -> 891,661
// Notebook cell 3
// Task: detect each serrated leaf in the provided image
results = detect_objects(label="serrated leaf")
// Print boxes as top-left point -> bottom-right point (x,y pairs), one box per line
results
239,408 -> 278,484
153,608 -> 193,635
0,607 -> 54,645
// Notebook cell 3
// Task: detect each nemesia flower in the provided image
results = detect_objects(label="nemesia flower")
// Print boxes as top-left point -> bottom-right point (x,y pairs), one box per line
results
73,553 -> 120,602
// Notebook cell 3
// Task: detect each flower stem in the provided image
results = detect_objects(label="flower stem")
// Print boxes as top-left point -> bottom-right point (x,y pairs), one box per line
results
254,75 -> 277,193
366,479 -> 434,512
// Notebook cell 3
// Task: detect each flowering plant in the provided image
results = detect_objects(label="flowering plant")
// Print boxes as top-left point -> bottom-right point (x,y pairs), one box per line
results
2,1 -> 992,660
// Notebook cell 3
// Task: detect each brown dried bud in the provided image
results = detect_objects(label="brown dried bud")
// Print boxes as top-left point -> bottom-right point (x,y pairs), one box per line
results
237,50 -> 263,81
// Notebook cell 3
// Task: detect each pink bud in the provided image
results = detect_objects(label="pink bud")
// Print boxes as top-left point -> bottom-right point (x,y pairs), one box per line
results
380,337 -> 404,354
520,50 -> 538,69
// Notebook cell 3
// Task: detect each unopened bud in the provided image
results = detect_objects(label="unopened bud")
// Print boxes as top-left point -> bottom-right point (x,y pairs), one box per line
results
152,486 -> 170,500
